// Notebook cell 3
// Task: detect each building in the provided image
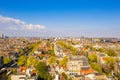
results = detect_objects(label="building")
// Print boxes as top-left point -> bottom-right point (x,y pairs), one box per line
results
97,53 -> 107,64
67,56 -> 90,76
84,74 -> 95,80
11,66 -> 37,80
80,67 -> 94,75
0,34 -> 2,38
11,74 -> 37,80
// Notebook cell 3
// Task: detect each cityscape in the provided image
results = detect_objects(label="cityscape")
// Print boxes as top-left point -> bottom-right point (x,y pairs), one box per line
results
0,35 -> 120,80
0,0 -> 120,80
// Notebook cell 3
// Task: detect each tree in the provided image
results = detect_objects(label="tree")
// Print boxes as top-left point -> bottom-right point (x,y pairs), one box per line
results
70,47 -> 78,55
106,49 -> 117,56
35,62 -> 52,80
3,57 -> 11,64
59,56 -> 68,66
88,54 -> 97,62
90,62 -> 103,73
17,55 -> 27,66
57,40 -> 78,55
105,57 -> 115,69
29,43 -> 39,54
12,68 -> 17,74
27,56 -> 40,67
19,49 -> 24,56
47,56 -> 57,65
101,57 -> 115,75
105,57 -> 115,65
57,41 -> 66,48
60,72 -> 68,80
97,48 -> 104,52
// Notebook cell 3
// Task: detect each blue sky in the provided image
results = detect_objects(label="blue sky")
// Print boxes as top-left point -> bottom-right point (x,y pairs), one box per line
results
0,0 -> 120,37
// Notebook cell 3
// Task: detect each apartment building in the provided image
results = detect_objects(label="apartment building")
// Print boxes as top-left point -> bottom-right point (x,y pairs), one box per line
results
67,56 -> 90,76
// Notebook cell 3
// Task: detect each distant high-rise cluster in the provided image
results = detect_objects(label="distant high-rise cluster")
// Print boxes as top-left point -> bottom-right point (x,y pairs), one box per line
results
0,34 -> 9,39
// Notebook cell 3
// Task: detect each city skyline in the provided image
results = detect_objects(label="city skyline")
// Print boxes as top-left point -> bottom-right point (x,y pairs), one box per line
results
0,0 -> 120,37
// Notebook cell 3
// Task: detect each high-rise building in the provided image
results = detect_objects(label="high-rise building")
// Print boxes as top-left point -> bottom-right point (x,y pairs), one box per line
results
2,34 -> 4,38
0,34 -> 9,39
0,34 -> 2,38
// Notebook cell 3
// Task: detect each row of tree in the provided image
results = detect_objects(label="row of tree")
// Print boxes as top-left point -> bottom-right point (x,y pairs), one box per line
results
88,53 -> 115,76
57,40 -> 79,55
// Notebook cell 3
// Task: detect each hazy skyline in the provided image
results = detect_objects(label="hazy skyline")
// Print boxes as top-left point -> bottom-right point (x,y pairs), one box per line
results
0,0 -> 120,37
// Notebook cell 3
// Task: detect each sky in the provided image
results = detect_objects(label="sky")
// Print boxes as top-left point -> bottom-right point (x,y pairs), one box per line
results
0,0 -> 120,37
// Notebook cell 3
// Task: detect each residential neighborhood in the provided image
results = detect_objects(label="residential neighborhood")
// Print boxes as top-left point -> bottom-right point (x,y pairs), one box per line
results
0,0 -> 120,80
0,36 -> 120,80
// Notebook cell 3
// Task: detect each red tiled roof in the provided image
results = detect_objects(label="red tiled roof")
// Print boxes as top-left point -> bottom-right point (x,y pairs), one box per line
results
20,66 -> 27,71
31,70 -> 36,74
58,65 -> 68,70
80,68 -> 94,75
102,57 -> 108,61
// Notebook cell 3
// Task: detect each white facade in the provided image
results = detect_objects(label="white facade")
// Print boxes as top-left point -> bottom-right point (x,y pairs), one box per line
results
11,74 -> 26,80
55,74 -> 59,80
11,74 -> 36,80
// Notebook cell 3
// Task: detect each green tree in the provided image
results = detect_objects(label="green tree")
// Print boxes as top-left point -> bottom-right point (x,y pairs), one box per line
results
12,68 -> 17,74
70,47 -> 78,55
3,57 -> 11,64
57,41 -> 66,48
61,72 -> 68,80
17,55 -> 27,66
47,56 -> 57,65
29,43 -> 39,54
27,56 -> 39,67
19,49 -> 24,56
106,49 -> 117,56
105,57 -> 115,69
59,56 -> 68,66
35,62 -> 52,80
97,48 -> 104,52
7,75 -> 11,80
90,62 -> 103,73
88,54 -> 97,62
89,46 -> 96,51
57,40 -> 78,55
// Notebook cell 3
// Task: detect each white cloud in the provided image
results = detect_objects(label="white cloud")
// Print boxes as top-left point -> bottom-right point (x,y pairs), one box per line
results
0,15 -> 46,30
7,27 -> 18,30
22,24 -> 45,30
